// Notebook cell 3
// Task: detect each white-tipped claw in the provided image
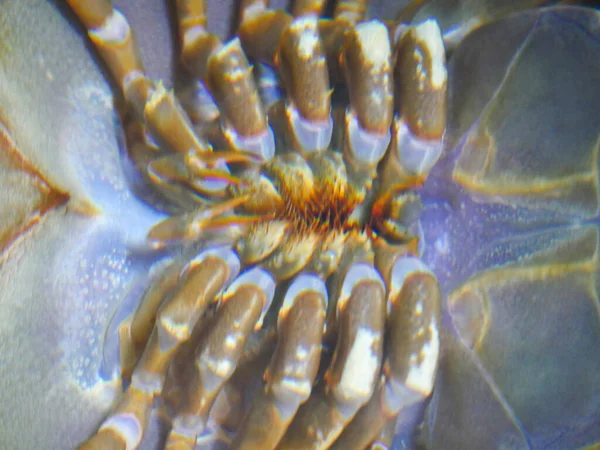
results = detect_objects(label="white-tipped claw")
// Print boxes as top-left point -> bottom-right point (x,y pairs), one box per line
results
339,263 -> 385,312
222,122 -> 276,160
182,24 -> 207,52
279,273 -> 328,326
394,119 -> 442,175
171,414 -> 206,439
389,256 -> 433,314
189,157 -> 232,193
122,69 -> 147,95
382,319 -> 439,413
346,109 -> 391,165
287,102 -> 333,153
185,246 -> 241,288
90,9 -> 129,43
413,19 -> 447,89
240,0 -> 268,23
130,370 -> 163,395
353,20 -> 391,70
223,267 -> 276,329
384,256 -> 440,411
335,326 -> 382,407
99,413 -> 143,450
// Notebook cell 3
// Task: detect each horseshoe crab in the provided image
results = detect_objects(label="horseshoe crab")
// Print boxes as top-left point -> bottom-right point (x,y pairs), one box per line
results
0,1 -> 598,449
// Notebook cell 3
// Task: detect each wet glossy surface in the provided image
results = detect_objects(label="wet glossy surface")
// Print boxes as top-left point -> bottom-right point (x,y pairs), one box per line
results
419,6 -> 600,448
0,1 -> 599,449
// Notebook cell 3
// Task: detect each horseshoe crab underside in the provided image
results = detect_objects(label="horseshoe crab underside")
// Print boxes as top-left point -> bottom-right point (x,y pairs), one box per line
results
0,1 -> 599,449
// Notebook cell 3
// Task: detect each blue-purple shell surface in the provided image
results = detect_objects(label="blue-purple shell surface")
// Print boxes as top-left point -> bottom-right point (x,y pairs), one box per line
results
0,1 -> 599,449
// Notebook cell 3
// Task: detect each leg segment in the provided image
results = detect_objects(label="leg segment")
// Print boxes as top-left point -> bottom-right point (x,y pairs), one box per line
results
277,16 -> 333,154
277,263 -> 387,449
121,261 -> 186,382
331,257 -> 442,449
66,0 -> 144,93
240,11 -> 334,155
380,19 -> 447,190
78,247 -> 240,449
340,20 -> 393,193
166,268 -> 276,448
174,0 -> 276,160
79,387 -> 151,450
66,0 -> 228,210
207,40 -> 276,160
146,195 -> 259,249
230,274 -> 329,449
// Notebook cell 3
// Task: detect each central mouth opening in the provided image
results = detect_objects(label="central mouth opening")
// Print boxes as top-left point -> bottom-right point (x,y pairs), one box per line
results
245,150 -> 368,238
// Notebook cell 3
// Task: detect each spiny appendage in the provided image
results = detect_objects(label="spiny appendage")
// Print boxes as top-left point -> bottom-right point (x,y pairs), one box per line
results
250,151 -> 362,236
67,0 -> 448,448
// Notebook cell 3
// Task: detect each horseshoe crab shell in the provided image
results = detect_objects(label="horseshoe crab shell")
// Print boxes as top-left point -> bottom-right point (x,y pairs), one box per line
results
0,1 -> 598,449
